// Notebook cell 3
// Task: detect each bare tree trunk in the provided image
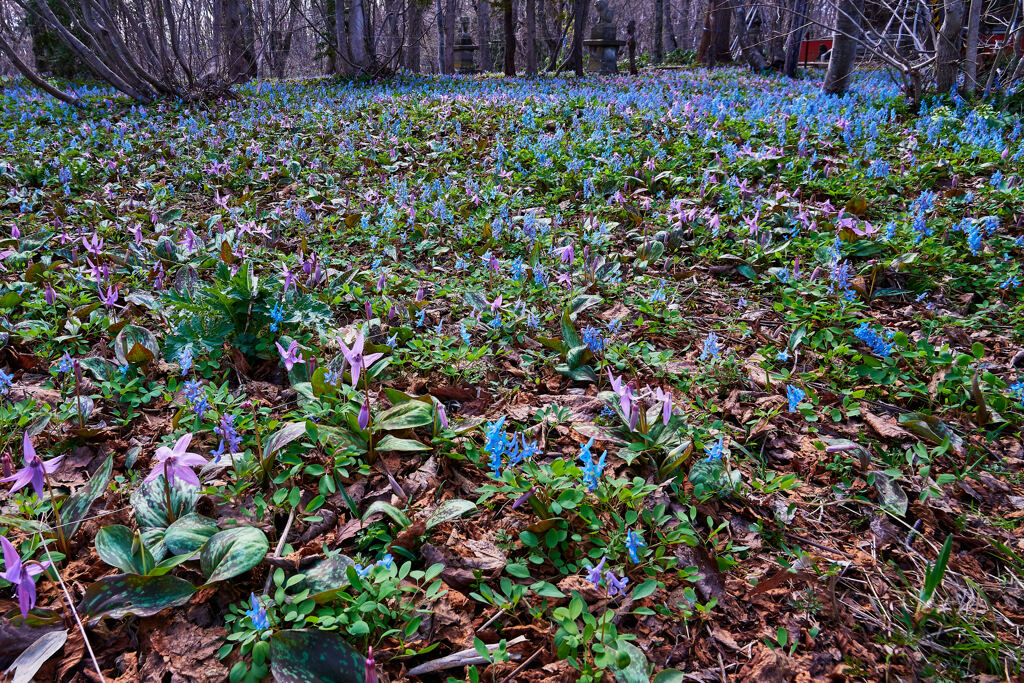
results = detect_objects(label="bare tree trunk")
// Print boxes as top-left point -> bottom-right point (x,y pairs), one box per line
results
732,0 -> 767,69
934,0 -> 964,93
823,0 -> 862,94
783,0 -> 808,77
479,0 -> 493,70
503,0 -> 516,75
654,0 -> 664,63
444,0 -> 456,72
436,0 -> 446,72
525,0 -> 537,74
407,0 -> 423,71
556,0 -> 587,75
961,0 -> 982,95
665,0 -> 678,52
709,0 -> 731,64
0,31 -> 79,103
349,0 -> 369,69
335,0 -> 351,73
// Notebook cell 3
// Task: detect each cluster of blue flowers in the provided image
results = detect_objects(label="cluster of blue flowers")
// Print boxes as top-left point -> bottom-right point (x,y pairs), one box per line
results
584,556 -> 628,597
483,417 -> 541,477
704,436 -> 724,462
854,322 -> 895,358
177,346 -> 193,375
354,553 -> 394,578
625,530 -> 645,563
183,379 -> 210,419
1010,381 -> 1024,407
0,369 -> 12,397
578,437 -> 607,491
700,331 -> 721,361
581,325 -> 605,353
786,385 -> 806,413
212,414 -> 242,463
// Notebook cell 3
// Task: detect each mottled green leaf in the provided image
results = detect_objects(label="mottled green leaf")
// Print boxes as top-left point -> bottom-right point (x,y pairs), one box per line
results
200,526 -> 269,584
95,525 -> 154,575
374,435 -> 430,452
113,325 -> 160,366
131,475 -> 200,530
163,513 -> 219,556
269,629 -> 365,683
263,422 -> 308,461
78,574 -> 194,621
374,401 -> 433,431
61,455 -> 113,540
301,555 -> 357,601
425,499 -> 476,530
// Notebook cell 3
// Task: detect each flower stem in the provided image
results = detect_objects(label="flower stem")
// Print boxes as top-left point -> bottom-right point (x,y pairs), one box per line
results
42,469 -> 68,555
163,460 -> 177,524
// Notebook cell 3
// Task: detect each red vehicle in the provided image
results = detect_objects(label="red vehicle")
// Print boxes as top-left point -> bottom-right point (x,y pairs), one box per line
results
798,38 -> 833,65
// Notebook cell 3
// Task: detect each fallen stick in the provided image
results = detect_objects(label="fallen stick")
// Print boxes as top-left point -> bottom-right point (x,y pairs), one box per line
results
406,636 -> 527,676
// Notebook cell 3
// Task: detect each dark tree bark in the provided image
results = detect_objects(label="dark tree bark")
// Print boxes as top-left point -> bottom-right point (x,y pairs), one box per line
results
961,0 -> 981,95
711,0 -> 731,63
220,0 -> 257,82
479,0 -> 493,70
627,19 -> 638,74
823,0 -> 862,94
444,0 -> 456,72
783,0 -> 808,77
335,0 -> 351,73
664,0 -> 678,52
934,0 -> 964,92
407,0 -> 424,71
437,0 -> 447,72
732,0 -> 767,70
503,0 -> 516,75
654,0 -> 664,63
525,0 -> 537,75
557,0 -> 588,75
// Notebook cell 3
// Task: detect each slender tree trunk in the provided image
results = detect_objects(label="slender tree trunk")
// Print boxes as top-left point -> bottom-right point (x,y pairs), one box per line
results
665,0 -> 678,51
525,0 -> 537,74
479,0 -> 493,70
934,0 -> 964,92
732,0 -> 767,69
783,0 -> 808,77
335,0 -> 352,73
557,0 -> 587,75
823,0 -> 862,94
444,0 -> 456,72
654,0 -> 664,63
348,0 -> 369,69
961,0 -> 982,95
712,0 -> 731,63
407,0 -> 423,71
504,0 -> 517,75
437,0 -> 447,72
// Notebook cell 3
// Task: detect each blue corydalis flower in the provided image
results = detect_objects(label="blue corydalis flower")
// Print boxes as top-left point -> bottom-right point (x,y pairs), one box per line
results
245,593 -> 270,630
704,436 -> 724,462
854,322 -> 895,358
700,332 -> 721,361
625,530 -> 645,563
786,385 -> 806,413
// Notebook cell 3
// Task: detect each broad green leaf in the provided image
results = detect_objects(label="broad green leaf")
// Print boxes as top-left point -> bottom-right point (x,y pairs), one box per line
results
163,513 -> 219,556
374,435 -> 430,452
362,501 -> 411,529
95,525 -> 154,575
78,574 -> 194,621
113,325 -> 160,366
263,422 -> 308,461
131,475 -> 200,530
4,629 -> 67,683
200,526 -> 269,583
425,499 -> 477,530
652,671 -> 685,683
269,629 -> 365,683
374,401 -> 433,431
301,555 -> 357,601
61,455 -> 113,540
611,641 -> 650,683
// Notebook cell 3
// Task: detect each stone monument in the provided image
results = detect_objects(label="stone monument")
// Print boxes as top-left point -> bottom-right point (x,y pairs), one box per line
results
583,0 -> 625,74
453,16 -> 480,74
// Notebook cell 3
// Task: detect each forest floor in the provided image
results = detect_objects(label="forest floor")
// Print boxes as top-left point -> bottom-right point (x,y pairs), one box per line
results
1,66 -> 1024,683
